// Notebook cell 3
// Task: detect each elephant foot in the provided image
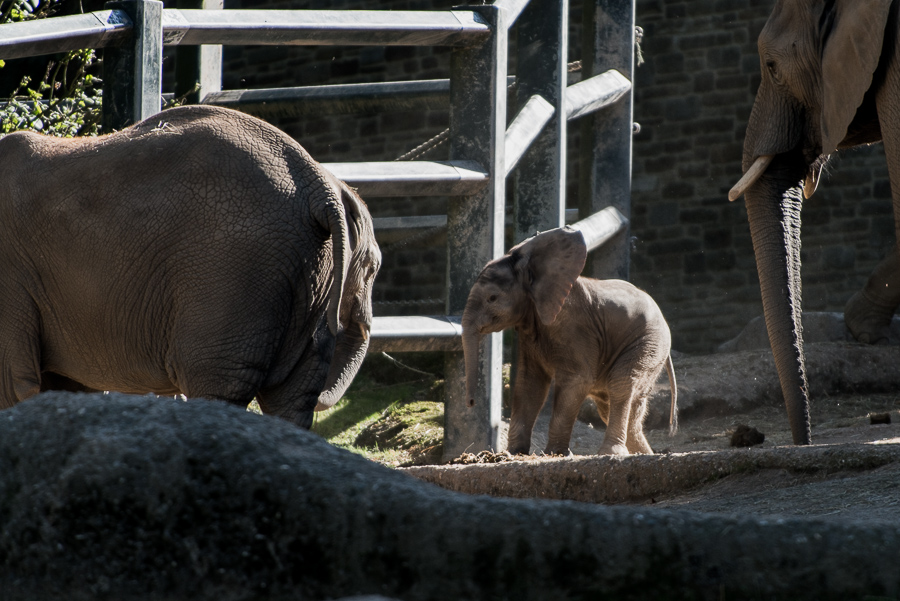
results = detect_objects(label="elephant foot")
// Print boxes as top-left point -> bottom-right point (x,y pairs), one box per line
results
542,444 -> 572,457
597,442 -> 629,456
508,443 -> 532,455
844,290 -> 896,345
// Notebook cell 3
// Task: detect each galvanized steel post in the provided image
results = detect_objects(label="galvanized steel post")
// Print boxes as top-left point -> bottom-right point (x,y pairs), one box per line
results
101,0 -> 164,130
444,3 -> 507,460
579,0 -> 634,280
513,0 -> 568,243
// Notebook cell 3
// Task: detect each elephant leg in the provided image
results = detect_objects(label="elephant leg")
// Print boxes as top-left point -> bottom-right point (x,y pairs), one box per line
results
590,392 -> 610,425
844,248 -> 900,344
168,345 -> 268,408
40,372 -> 96,393
544,379 -> 590,456
858,72 -> 900,344
624,393 -> 653,455
0,296 -> 42,408
256,351 -> 327,430
599,361 -> 655,456
507,348 -> 552,455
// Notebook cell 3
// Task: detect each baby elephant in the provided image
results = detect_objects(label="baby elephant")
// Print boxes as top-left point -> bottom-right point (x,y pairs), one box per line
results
462,227 -> 677,456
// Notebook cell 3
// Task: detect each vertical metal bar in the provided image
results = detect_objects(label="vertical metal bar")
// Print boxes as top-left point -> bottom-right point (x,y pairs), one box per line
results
579,0 -> 634,280
444,3 -> 507,460
514,0 -> 567,244
102,0 -> 163,130
174,0 -> 222,104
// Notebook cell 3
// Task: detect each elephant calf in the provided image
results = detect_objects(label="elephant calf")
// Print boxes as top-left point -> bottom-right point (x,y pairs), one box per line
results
462,227 -> 677,456
0,105 -> 381,428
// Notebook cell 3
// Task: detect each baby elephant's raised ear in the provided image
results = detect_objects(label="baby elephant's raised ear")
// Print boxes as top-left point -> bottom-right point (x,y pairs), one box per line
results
512,226 -> 587,325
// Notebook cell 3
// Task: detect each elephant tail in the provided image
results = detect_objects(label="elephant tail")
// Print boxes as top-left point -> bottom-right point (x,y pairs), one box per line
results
665,354 -> 678,436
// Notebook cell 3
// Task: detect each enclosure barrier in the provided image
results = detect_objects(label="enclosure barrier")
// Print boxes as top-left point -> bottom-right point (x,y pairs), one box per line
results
0,0 -> 635,459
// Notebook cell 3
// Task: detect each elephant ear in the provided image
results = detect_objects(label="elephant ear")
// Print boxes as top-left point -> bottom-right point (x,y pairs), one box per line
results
821,0 -> 892,154
511,226 -> 587,325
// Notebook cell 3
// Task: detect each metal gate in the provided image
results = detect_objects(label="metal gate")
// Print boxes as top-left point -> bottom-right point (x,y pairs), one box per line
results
0,0 -> 635,459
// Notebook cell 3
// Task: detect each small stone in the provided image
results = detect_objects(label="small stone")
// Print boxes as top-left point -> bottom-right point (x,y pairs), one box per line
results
870,413 -> 892,425
731,424 -> 765,447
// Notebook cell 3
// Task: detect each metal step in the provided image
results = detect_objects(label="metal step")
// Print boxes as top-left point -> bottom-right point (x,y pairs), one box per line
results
566,69 -> 632,121
200,76 -> 517,117
322,160 -> 488,198
202,79 -> 452,117
369,315 -> 462,353
372,209 -> 580,233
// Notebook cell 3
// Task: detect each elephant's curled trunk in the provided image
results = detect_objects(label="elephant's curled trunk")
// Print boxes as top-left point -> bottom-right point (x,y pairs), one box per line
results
316,321 -> 369,411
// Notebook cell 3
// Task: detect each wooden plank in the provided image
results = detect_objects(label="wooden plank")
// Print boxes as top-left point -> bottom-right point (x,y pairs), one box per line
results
322,161 -> 488,198
0,10 -> 131,60
503,94 -> 555,177
164,9 -> 490,47
203,79 -> 452,117
371,208 -> 579,232
493,0 -> 531,28
570,206 -> 629,252
565,69 -> 631,121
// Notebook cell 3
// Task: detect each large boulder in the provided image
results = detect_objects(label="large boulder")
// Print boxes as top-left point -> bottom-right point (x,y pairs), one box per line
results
1,392 -> 900,600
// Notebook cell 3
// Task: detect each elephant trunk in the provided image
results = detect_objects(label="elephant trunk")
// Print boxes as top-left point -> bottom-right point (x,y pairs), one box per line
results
316,319 -> 369,411
461,311 -> 484,409
744,155 -> 812,445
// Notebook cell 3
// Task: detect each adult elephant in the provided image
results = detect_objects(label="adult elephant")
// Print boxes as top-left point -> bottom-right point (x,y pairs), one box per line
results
0,105 -> 381,428
730,0 -> 899,444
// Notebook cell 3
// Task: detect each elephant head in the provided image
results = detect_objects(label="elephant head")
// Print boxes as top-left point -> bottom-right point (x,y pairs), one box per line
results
730,0 -> 893,445
461,227 -> 587,407
316,180 -> 381,411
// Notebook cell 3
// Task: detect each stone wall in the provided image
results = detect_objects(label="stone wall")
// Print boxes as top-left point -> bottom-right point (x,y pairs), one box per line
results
219,0 -> 896,353
630,0 -> 894,352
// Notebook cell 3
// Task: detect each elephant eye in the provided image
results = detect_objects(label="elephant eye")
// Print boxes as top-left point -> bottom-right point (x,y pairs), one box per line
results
765,60 -> 778,78
488,294 -> 498,303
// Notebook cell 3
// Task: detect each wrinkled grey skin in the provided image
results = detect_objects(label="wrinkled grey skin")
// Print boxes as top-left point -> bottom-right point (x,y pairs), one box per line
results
462,227 -> 677,456
0,105 -> 381,427
740,0 -> 900,444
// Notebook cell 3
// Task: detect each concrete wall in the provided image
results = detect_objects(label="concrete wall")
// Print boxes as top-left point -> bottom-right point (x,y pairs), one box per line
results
219,0 -> 896,353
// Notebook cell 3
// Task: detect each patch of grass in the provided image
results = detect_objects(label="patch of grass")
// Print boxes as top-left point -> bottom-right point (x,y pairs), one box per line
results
312,376 -> 426,446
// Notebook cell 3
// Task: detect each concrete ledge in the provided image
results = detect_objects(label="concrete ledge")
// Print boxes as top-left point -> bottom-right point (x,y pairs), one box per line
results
3,392 -> 900,600
402,442 -> 900,505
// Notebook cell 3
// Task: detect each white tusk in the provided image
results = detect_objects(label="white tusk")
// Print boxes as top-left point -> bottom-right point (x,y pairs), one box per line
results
728,155 -> 774,202
359,322 -> 369,342
803,162 -> 825,199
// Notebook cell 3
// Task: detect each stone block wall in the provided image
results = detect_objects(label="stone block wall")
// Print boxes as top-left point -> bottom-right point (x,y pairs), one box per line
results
629,0 -> 893,352
218,0 -> 895,353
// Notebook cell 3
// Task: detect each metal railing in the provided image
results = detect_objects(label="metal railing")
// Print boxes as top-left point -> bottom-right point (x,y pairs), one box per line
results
0,0 -> 635,459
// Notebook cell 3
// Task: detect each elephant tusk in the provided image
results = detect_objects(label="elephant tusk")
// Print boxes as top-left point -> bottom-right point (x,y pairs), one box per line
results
359,322 -> 369,342
728,155 -> 774,202
803,162 -> 825,199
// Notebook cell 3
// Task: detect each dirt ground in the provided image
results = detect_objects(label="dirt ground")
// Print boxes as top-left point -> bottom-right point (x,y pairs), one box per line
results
404,367 -> 900,524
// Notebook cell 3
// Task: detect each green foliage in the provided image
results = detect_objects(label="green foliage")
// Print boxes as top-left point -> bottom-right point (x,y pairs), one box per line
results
1,0 -> 67,23
1,49 -> 102,137
1,0 -> 103,137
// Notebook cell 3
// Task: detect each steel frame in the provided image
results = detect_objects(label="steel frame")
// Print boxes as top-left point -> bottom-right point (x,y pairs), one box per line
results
0,0 -> 634,459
